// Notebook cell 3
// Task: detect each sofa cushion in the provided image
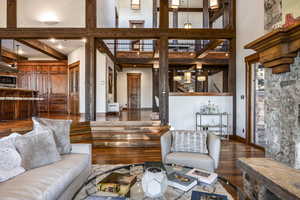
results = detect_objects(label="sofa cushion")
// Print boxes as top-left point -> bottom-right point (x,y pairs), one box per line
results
165,152 -> 215,172
171,130 -> 208,154
0,153 -> 89,200
14,131 -> 61,170
0,133 -> 25,182
32,117 -> 72,155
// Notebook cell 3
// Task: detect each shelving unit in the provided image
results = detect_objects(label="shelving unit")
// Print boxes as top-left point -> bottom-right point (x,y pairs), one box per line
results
196,112 -> 229,140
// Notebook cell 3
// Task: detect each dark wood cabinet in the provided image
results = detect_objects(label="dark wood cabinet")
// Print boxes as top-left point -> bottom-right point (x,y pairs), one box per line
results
17,61 -> 68,114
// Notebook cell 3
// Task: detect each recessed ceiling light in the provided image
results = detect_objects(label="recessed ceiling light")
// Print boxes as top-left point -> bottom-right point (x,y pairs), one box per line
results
17,49 -> 24,55
57,44 -> 63,49
81,38 -> 87,43
38,12 -> 60,25
49,38 -> 56,43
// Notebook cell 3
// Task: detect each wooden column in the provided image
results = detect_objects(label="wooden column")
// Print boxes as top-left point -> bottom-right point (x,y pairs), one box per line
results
223,1 -> 230,27
152,67 -> 159,112
228,38 -> 236,135
153,0 -> 158,28
85,37 -> 96,121
86,0 -> 97,29
203,0 -> 209,28
173,10 -> 178,48
7,0 -> 17,28
159,0 -> 169,29
159,36 -> 169,125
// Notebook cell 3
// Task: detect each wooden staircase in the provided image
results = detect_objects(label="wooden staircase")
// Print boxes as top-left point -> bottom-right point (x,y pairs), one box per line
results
70,120 -> 169,148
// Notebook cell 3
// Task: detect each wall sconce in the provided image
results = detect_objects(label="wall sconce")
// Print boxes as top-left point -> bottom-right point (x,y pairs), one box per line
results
38,12 -> 60,25
184,22 -> 192,29
210,0 -> 219,9
196,63 -> 203,69
153,62 -> 159,69
174,76 -> 183,81
171,0 -> 180,9
184,72 -> 192,83
131,0 -> 141,10
197,76 -> 206,82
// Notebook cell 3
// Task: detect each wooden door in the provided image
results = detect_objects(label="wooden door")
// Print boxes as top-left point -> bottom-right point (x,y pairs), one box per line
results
127,73 -> 141,110
68,62 -> 80,115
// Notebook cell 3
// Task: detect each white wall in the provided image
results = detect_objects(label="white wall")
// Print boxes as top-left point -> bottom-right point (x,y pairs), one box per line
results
97,0 -> 116,28
169,96 -> 233,132
236,0 -> 265,138
0,0 -> 6,27
117,68 -> 153,109
96,51 -> 115,113
117,0 -> 153,28
68,47 -> 86,113
17,0 -> 85,27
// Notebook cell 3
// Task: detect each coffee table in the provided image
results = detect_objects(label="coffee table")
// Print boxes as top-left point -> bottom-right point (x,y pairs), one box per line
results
73,164 -> 234,200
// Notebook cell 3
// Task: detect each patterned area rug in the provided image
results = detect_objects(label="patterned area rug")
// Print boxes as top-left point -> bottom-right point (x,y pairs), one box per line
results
74,164 -> 234,200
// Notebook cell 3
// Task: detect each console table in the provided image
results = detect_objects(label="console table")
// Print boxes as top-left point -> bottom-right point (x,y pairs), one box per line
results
196,112 -> 229,140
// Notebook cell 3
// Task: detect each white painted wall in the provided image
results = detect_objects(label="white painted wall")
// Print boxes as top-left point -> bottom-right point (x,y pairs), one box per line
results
0,0 -> 6,27
96,51 -> 115,113
68,47 -> 86,113
169,96 -> 233,133
17,0 -> 85,27
117,68 -> 153,109
117,0 -> 153,28
235,0 -> 265,138
97,0 -> 116,28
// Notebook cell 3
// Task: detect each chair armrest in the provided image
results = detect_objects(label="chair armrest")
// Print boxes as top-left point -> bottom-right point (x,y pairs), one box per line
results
207,133 -> 221,169
71,143 -> 92,163
160,131 -> 172,163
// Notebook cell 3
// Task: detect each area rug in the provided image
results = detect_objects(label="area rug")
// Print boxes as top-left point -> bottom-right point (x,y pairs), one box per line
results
74,164 -> 234,200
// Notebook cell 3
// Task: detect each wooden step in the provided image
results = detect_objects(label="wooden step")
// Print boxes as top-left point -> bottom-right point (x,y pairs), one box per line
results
90,120 -> 161,127
91,132 -> 161,140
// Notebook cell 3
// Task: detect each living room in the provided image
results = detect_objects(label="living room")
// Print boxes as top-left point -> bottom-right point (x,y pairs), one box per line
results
0,0 -> 300,200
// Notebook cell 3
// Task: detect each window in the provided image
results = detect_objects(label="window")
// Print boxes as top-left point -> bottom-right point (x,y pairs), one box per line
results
131,0 -> 140,10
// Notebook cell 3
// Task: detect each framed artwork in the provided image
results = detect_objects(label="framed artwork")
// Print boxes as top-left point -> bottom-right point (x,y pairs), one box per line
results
264,0 -> 282,30
108,67 -> 113,94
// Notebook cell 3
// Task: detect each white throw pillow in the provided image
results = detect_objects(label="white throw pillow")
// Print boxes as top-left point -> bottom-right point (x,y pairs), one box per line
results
32,117 -> 72,154
0,133 -> 25,182
14,131 -> 61,170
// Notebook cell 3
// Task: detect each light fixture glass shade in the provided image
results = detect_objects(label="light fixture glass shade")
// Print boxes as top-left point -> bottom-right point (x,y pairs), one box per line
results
173,76 -> 182,81
171,0 -> 180,8
153,62 -> 159,69
184,72 -> 192,83
184,22 -> 192,29
197,76 -> 206,82
210,0 -> 219,9
131,0 -> 140,10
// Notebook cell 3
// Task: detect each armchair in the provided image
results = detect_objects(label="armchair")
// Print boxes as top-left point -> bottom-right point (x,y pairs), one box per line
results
160,131 -> 221,172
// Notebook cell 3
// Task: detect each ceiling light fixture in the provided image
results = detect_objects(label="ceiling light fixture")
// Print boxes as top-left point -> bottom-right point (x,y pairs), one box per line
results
38,12 -> 60,25
82,38 -> 87,43
57,44 -> 63,49
49,38 -> 56,43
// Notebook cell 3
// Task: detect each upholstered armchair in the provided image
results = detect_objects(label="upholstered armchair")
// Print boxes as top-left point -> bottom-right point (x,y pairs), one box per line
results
160,131 -> 221,172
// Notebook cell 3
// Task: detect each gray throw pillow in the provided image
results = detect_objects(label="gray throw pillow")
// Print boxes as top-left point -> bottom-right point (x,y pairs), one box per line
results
32,117 -> 72,154
14,131 -> 61,170
0,133 -> 25,182
171,130 -> 208,154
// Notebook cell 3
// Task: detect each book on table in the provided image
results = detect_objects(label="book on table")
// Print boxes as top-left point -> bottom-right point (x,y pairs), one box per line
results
87,196 -> 126,200
191,191 -> 228,200
186,168 -> 218,185
96,172 -> 137,197
167,171 -> 197,191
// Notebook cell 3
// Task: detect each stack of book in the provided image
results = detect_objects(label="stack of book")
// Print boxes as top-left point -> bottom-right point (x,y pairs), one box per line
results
191,191 -> 228,200
186,168 -> 218,186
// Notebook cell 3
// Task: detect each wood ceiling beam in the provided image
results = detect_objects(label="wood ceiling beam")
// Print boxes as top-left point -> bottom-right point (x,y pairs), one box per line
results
1,49 -> 28,61
157,7 -> 203,12
16,39 -> 67,60
0,28 -> 234,40
194,39 -> 224,58
95,39 -> 121,71
117,57 -> 228,65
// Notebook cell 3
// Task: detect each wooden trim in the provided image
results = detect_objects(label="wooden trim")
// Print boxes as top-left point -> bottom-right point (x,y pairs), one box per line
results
16,39 -> 67,60
229,38 -> 236,135
1,49 -> 28,61
195,39 -> 224,58
7,0 -> 17,28
169,92 -> 233,96
17,60 -> 67,66
69,61 -> 80,69
96,39 -> 117,64
157,8 -> 204,12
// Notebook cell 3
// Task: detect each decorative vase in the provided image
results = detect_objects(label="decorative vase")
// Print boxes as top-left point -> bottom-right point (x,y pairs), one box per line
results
142,167 -> 168,198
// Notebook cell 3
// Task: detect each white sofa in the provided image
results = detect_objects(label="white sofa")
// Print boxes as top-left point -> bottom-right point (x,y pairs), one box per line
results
0,143 -> 92,200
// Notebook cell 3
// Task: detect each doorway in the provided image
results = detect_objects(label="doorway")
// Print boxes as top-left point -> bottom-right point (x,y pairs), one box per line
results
68,61 -> 80,115
127,73 -> 141,110
246,53 -> 266,149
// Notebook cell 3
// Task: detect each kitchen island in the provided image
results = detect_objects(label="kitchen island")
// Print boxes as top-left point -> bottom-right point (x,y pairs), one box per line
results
0,88 -> 39,121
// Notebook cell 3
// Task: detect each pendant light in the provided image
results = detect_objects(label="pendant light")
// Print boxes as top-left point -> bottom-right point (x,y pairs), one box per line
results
184,0 -> 192,29
210,0 -> 219,9
171,0 -> 180,9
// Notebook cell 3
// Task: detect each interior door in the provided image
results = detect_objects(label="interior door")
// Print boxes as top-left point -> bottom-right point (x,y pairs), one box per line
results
68,62 -> 80,115
127,73 -> 141,110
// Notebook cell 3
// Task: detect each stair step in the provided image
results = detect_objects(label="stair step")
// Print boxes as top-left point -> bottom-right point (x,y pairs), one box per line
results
92,139 -> 160,148
90,121 -> 161,127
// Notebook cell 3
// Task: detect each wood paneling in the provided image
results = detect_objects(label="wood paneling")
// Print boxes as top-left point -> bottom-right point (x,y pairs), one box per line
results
68,62 -> 80,115
17,61 -> 68,114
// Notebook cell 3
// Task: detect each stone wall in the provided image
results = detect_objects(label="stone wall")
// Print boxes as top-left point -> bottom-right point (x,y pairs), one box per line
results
265,52 -> 300,169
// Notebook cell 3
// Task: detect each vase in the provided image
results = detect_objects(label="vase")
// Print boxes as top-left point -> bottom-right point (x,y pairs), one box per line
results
142,167 -> 168,198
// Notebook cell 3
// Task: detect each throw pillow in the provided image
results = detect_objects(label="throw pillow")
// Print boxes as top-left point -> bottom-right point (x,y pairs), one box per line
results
171,130 -> 208,154
32,117 -> 72,154
0,133 -> 25,182
14,131 -> 61,170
